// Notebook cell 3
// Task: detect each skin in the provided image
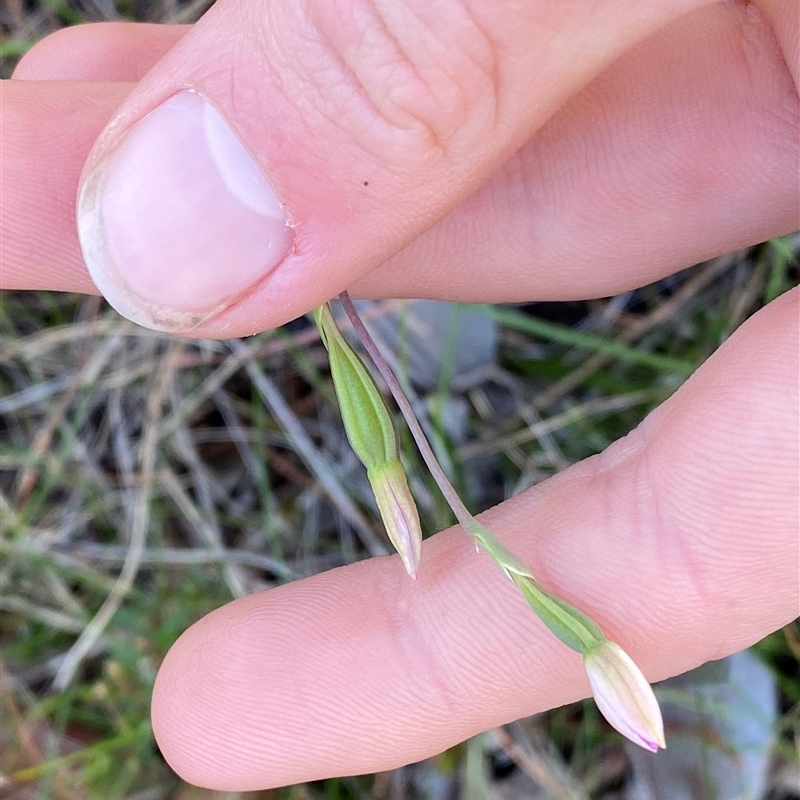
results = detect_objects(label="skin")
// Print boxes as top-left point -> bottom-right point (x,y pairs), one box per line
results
3,0 -> 798,790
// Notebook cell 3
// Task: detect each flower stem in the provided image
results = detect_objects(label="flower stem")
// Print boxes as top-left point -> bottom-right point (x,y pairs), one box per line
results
335,294 -> 665,750
337,293 -> 604,652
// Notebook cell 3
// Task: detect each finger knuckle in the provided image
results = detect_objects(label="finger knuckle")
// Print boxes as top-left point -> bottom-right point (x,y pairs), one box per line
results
305,0 -> 501,161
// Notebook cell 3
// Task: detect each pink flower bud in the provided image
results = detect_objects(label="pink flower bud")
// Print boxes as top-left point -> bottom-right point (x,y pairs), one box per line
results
369,461 -> 422,579
584,641 -> 666,752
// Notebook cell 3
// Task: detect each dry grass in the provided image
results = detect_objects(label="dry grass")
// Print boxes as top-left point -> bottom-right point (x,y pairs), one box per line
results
2,243 -> 798,799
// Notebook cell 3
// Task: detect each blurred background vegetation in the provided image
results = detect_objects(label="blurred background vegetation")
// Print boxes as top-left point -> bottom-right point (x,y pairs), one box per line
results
1,2 -> 799,799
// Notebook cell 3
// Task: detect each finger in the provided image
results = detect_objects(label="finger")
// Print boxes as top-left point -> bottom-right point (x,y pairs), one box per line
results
1,81 -> 126,293
152,289 -> 799,791
4,19 -> 188,294
356,1 -> 800,302
757,0 -> 799,92
5,5 -> 795,304
12,22 -> 189,82
5,22 -> 186,293
74,0 -> 708,334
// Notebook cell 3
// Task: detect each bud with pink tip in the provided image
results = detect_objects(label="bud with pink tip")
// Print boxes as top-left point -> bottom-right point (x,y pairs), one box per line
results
584,641 -> 666,752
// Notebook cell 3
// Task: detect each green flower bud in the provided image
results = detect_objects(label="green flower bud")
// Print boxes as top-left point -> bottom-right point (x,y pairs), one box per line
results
314,303 -> 422,577
313,303 -> 396,467
511,573 -> 605,654
469,521 -> 603,653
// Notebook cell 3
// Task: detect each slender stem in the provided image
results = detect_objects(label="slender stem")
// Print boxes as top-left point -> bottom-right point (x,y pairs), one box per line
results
338,294 -> 610,654
338,292 -> 478,534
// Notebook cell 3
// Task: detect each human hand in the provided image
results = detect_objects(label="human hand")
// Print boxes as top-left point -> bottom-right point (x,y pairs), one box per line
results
3,0 -> 798,790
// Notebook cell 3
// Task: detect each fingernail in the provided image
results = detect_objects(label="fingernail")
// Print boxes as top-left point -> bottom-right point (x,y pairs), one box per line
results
78,90 -> 293,332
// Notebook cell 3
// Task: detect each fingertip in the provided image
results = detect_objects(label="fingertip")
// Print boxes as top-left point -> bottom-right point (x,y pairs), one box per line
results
77,89 -> 295,333
12,22 -> 189,82
151,556 -> 457,790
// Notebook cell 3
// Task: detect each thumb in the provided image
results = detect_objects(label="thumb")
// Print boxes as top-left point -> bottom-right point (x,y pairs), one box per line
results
78,0 -> 708,336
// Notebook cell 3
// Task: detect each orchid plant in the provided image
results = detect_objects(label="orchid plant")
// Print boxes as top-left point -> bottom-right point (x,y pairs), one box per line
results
313,292 -> 665,753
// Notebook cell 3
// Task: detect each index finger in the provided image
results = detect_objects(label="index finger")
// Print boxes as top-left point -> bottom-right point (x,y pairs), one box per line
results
151,288 -> 799,791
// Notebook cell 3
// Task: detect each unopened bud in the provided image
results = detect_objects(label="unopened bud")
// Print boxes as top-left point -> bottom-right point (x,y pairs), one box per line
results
471,523 -> 604,654
313,303 -> 396,468
584,641 -> 666,752
313,303 -> 422,577
369,461 -> 422,578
